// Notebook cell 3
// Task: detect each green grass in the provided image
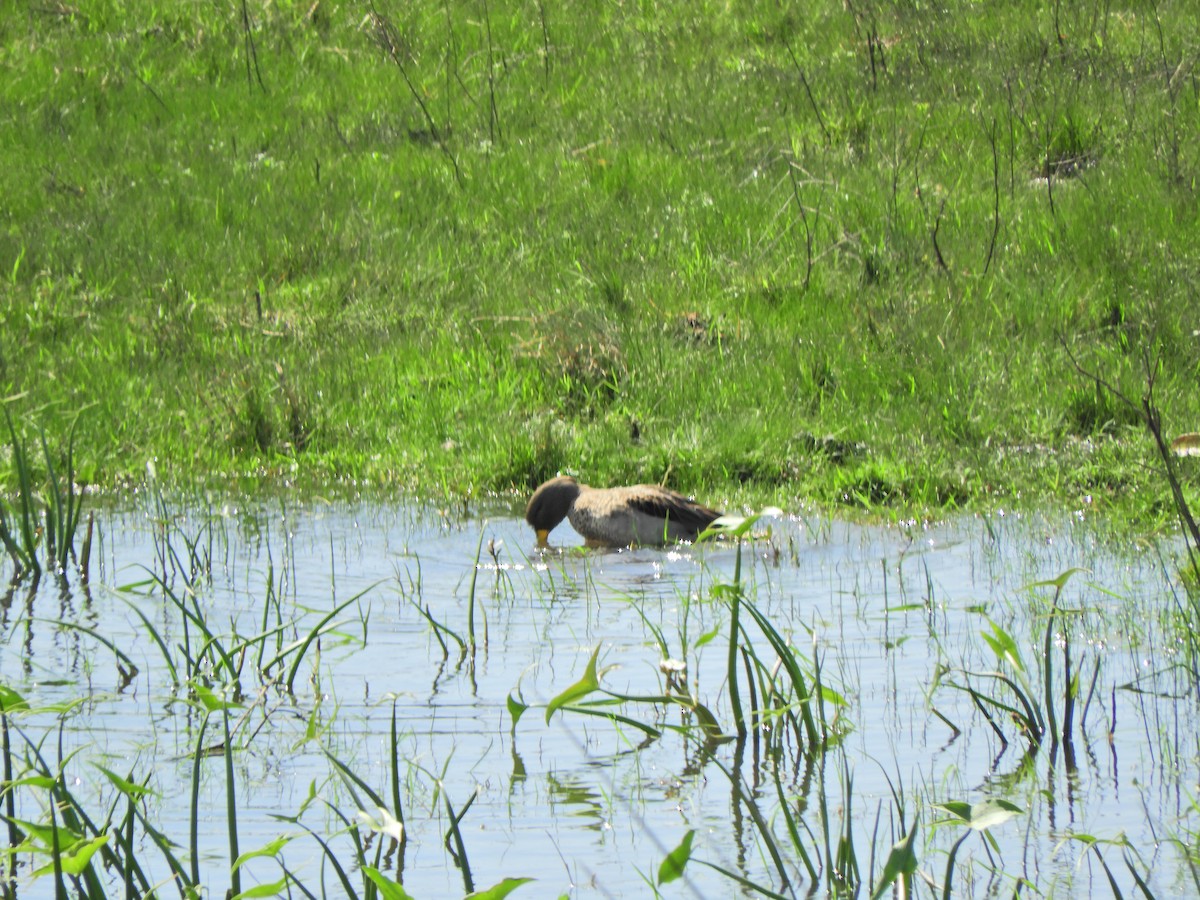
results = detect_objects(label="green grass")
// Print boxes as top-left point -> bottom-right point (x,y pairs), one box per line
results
2,0 -> 1199,516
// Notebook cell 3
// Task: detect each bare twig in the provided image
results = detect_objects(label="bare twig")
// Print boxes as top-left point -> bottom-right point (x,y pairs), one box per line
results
1060,336 -> 1200,563
240,0 -> 266,93
369,1 -> 463,186
787,164 -> 817,292
932,196 -> 949,273
785,43 -> 830,147
984,116 -> 1000,275
535,0 -> 551,83
481,0 -> 501,145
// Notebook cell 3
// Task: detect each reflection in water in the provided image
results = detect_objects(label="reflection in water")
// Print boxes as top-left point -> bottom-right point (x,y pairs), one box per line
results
0,497 -> 1193,897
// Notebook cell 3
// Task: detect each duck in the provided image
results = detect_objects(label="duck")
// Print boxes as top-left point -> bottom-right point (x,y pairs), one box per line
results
525,475 -> 722,547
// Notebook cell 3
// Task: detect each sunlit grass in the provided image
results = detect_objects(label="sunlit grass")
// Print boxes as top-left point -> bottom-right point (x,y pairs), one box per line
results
0,1 -> 1197,519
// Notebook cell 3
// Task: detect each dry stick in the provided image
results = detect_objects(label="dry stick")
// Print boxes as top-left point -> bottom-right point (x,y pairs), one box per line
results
1060,337 -> 1200,563
442,0 -> 454,133
787,164 -> 815,291
1043,121 -> 1057,221
240,0 -> 266,93
1005,80 -> 1017,197
1152,5 -> 1184,180
536,0 -> 551,84
79,511 -> 93,584
911,116 -> 930,212
932,196 -> 950,274
1140,363 -> 1200,564
785,43 -> 830,147
983,116 -> 1000,275
128,65 -> 170,113
481,0 -> 501,145
369,2 -> 464,186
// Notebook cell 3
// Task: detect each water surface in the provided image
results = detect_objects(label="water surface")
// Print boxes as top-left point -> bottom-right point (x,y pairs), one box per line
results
1,494 -> 1194,898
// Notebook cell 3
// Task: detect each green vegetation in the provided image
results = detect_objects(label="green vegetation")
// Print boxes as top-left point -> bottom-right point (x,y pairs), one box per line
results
2,0 -> 1198,514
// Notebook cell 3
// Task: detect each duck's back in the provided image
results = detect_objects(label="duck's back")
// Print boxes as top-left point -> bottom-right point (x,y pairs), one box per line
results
569,484 -> 720,546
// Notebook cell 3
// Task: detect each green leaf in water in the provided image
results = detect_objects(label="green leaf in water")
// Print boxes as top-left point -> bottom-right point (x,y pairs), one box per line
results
362,868 -> 416,900
869,827 -> 918,900
545,645 -> 602,723
29,833 -> 108,877
1027,567 -> 1088,591
0,683 -> 29,713
8,817 -> 82,849
693,624 -> 722,649
507,691 -> 529,728
934,798 -> 1023,831
981,621 -> 1025,674
231,879 -> 292,900
465,876 -> 536,899
190,681 -> 241,712
233,835 -> 296,871
686,700 -> 731,742
820,684 -> 848,707
657,829 -> 695,885
95,765 -> 155,800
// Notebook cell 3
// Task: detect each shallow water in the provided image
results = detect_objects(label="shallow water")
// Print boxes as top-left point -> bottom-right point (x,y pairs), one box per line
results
1,493 -> 1197,898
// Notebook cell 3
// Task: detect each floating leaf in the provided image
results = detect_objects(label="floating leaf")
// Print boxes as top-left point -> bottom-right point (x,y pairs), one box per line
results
657,829 -> 695,885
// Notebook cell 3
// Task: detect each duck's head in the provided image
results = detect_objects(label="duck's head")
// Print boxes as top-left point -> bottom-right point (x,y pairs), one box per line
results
525,476 -> 582,545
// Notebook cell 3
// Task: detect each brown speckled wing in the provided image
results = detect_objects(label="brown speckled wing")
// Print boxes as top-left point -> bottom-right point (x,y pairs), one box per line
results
625,489 -> 721,533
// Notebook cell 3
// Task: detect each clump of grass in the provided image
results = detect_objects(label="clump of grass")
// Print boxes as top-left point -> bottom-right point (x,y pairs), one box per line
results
513,309 -> 626,418
0,411 -> 86,582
